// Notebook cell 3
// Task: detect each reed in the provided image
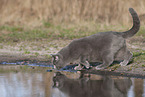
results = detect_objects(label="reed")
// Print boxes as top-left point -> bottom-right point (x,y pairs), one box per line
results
0,0 -> 144,26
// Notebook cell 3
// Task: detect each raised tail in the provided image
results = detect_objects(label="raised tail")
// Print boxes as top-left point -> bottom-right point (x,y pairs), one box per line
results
121,8 -> 140,38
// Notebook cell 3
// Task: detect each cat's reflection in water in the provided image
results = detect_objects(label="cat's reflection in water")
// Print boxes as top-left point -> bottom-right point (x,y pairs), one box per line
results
52,72 -> 132,97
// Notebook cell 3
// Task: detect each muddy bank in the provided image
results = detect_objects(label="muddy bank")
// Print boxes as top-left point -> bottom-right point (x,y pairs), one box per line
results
0,38 -> 144,76
0,54 -> 50,62
0,54 -> 145,77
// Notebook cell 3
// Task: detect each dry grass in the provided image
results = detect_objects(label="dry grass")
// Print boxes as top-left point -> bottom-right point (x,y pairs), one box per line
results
0,0 -> 145,26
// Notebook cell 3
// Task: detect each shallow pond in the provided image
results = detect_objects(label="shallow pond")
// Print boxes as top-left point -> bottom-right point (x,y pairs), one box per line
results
0,65 -> 145,97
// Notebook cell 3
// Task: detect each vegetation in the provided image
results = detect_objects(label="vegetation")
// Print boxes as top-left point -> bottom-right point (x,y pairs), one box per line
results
0,0 -> 145,26
0,0 -> 144,68
133,50 -> 145,63
0,23 -> 144,43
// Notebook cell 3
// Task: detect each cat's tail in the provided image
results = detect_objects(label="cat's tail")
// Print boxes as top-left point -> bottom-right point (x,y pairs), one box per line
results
121,8 -> 140,39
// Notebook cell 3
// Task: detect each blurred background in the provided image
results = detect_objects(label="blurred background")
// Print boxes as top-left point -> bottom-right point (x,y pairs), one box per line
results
0,0 -> 144,61
0,0 -> 144,26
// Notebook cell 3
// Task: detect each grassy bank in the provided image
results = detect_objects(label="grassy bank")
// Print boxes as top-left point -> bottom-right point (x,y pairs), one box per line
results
0,23 -> 144,60
0,23 -> 145,43
0,23 -> 144,74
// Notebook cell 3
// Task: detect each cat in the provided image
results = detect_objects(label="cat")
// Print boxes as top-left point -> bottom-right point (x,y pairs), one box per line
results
52,72 -> 132,97
51,8 -> 140,70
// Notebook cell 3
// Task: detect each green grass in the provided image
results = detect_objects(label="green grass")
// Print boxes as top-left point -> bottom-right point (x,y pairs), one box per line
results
0,23 -> 145,43
34,52 -> 39,56
0,25 -> 24,32
24,50 -> 31,54
132,50 -> 145,63
42,21 -> 53,28
137,26 -> 145,37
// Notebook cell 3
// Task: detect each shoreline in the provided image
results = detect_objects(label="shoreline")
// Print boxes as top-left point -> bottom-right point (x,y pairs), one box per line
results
0,38 -> 144,76
0,54 -> 144,76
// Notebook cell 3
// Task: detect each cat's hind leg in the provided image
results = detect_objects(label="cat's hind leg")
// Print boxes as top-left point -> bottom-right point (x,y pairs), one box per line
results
96,52 -> 114,70
120,49 -> 133,66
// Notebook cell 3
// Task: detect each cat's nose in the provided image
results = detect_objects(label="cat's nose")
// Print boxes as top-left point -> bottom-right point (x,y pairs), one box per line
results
53,65 -> 57,69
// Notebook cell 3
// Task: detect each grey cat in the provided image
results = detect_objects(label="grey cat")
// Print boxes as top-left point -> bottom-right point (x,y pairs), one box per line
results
51,8 -> 140,70
52,72 -> 132,97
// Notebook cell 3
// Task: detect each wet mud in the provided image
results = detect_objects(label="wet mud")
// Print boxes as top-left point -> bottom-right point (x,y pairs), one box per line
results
0,55 -> 145,79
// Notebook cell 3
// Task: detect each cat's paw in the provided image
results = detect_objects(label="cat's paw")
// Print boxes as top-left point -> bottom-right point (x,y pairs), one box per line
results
53,65 -> 57,69
120,61 -> 128,66
95,66 -> 104,70
74,64 -> 83,70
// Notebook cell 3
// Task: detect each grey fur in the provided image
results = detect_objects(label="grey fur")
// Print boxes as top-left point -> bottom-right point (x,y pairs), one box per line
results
51,8 -> 140,70
52,72 -> 132,97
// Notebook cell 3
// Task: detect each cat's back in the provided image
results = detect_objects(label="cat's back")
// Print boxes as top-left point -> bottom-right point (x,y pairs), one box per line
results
68,31 -> 124,52
71,31 -> 113,43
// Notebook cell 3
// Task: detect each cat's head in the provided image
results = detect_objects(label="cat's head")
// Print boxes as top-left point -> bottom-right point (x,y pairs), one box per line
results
52,72 -> 66,88
51,53 -> 66,69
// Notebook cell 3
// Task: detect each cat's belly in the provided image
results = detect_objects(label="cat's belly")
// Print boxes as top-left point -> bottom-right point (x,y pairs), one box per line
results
88,54 -> 102,62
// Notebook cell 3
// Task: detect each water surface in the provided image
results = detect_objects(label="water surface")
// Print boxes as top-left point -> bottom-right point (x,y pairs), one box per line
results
0,65 -> 144,97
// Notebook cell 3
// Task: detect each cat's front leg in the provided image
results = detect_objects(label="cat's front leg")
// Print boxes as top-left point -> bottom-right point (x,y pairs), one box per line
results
74,60 -> 90,70
74,64 -> 83,70
81,60 -> 90,69
96,53 -> 114,70
80,55 -> 90,69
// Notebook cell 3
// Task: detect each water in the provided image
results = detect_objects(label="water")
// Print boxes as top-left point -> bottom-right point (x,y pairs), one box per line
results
0,65 -> 144,97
